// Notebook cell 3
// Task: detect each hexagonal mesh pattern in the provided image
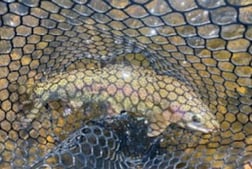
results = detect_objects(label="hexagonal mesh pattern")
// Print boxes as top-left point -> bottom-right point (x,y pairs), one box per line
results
32,121 -> 133,169
0,0 -> 251,169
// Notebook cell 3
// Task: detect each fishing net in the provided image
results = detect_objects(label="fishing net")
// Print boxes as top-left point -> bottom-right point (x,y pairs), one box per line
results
0,0 -> 251,168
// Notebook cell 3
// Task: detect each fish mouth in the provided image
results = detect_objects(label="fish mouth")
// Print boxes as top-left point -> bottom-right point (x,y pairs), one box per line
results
186,123 -> 219,133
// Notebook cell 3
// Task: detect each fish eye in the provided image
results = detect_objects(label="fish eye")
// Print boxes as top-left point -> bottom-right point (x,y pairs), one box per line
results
192,115 -> 201,123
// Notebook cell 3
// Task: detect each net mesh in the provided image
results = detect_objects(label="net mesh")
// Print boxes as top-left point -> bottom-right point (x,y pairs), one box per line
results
0,0 -> 251,168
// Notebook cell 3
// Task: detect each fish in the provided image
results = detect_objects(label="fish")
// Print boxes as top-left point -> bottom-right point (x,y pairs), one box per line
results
22,64 -> 220,137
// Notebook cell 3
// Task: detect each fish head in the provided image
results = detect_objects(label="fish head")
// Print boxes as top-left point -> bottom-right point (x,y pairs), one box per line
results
170,99 -> 220,133
146,95 -> 220,137
179,110 -> 220,133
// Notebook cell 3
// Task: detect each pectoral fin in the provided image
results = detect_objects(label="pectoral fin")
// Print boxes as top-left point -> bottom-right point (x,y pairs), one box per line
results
147,120 -> 171,137
147,112 -> 171,137
146,109 -> 172,137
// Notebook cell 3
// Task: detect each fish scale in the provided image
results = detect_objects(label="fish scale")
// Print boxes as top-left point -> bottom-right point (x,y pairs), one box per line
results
23,64 -> 219,137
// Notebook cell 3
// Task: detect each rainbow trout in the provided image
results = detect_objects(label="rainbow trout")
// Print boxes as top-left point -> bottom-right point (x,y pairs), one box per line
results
23,65 -> 219,137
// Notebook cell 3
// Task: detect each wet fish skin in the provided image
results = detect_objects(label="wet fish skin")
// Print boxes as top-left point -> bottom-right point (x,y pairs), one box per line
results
24,64 -> 219,137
